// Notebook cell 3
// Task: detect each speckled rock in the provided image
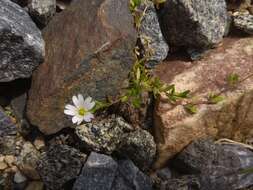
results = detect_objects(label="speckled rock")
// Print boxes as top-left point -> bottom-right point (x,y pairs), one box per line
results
119,129 -> 156,171
139,1 -> 169,66
172,139 -> 253,190
37,144 -> 86,190
75,116 -> 133,154
73,152 -> 153,190
0,0 -> 44,82
157,0 -> 228,51
233,12 -> 253,34
0,107 -> 17,138
27,0 -> 136,135
16,142 -> 41,180
153,37 -> 253,168
28,0 -> 56,26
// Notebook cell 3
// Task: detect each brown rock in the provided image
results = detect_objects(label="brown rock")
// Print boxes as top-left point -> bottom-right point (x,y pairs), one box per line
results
153,37 -> 253,169
27,0 -> 136,134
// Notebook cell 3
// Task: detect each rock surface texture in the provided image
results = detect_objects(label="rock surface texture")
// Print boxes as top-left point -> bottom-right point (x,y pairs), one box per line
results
27,0 -> 137,135
157,0 -> 228,50
0,0 -> 44,82
139,1 -> 169,66
172,139 -> 253,190
73,152 -> 153,190
37,144 -> 87,190
154,36 -> 253,168
28,0 -> 56,26
233,12 -> 253,34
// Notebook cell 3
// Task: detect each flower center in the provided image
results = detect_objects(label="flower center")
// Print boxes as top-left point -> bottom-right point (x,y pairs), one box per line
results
78,108 -> 87,116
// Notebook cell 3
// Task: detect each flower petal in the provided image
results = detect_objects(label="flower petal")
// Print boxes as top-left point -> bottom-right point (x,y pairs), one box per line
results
83,112 -> 94,122
72,95 -> 81,108
78,94 -> 85,105
64,109 -> 77,116
72,116 -> 79,124
84,97 -> 95,110
65,104 -> 77,111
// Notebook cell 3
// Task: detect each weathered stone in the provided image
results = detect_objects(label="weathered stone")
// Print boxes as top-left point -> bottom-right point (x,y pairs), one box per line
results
10,92 -> 27,121
0,0 -> 44,82
153,37 -> 253,168
75,115 -> 133,154
28,0 -> 56,26
233,12 -> 253,34
172,139 -> 253,190
157,0 -> 228,51
16,142 -> 40,180
73,152 -> 153,190
27,0 -> 137,135
139,1 -> 169,66
159,175 -> 201,190
14,171 -> 27,184
119,129 -> 156,171
73,152 -> 118,190
37,144 -> 86,190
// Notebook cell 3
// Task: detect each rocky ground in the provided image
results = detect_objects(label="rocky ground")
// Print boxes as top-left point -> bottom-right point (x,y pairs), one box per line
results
0,0 -> 253,190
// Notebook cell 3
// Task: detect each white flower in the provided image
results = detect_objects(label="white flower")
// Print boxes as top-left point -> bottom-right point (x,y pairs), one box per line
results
64,94 -> 95,125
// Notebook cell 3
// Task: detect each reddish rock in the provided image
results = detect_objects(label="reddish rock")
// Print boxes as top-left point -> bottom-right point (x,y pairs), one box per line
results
27,0 -> 136,134
153,36 -> 253,169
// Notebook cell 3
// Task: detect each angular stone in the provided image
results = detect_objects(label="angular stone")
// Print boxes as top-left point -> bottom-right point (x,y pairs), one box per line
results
173,139 -> 253,190
157,0 -> 228,50
119,129 -> 156,171
28,0 -> 56,26
16,142 -> 41,180
153,37 -> 253,168
75,115 -> 133,154
139,1 -> 169,66
0,0 -> 44,82
37,144 -> 86,190
27,0 -> 137,135
233,12 -> 253,34
73,152 -> 153,190
73,152 -> 118,190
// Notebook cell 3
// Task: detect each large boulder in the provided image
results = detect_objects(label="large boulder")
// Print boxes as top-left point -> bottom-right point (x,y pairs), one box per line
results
157,0 -> 228,51
0,0 -> 44,82
27,0 -> 137,134
153,36 -> 253,168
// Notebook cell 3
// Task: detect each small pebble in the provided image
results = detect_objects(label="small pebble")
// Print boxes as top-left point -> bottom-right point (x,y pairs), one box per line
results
0,161 -> 8,170
4,155 -> 16,166
14,171 -> 27,184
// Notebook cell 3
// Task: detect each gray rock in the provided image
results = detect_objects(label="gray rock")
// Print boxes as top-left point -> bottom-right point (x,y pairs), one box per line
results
0,0 -> 44,82
173,139 -> 253,190
37,144 -> 86,190
112,159 -> 153,190
159,175 -> 201,190
73,152 -> 118,190
10,92 -> 27,121
139,2 -> 169,66
28,0 -> 56,26
75,116 -> 133,154
233,12 -> 253,34
157,0 -> 228,51
119,129 -> 156,171
73,152 -> 153,190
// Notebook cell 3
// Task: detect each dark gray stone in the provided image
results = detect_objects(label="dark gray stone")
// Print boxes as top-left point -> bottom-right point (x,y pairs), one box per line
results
139,2 -> 169,66
75,115 -> 133,154
28,0 -> 56,26
73,152 -> 118,190
37,144 -> 86,190
233,12 -> 253,34
0,0 -> 44,82
73,152 -> 153,190
160,175 -> 201,190
10,92 -> 27,121
119,129 -> 156,171
173,139 -> 253,190
157,0 -> 228,51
